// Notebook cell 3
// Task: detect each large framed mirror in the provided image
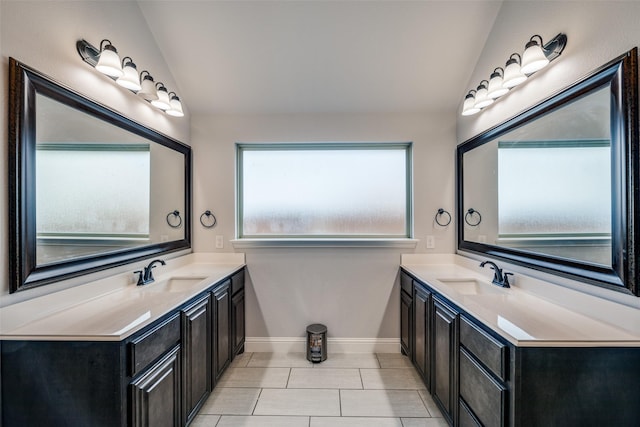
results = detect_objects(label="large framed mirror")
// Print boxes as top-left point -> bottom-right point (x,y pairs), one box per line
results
457,48 -> 639,296
9,58 -> 192,293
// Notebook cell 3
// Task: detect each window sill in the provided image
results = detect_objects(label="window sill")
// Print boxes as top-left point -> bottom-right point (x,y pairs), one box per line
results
230,238 -> 419,249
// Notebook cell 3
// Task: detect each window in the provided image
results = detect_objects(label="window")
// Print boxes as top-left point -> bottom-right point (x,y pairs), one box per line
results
36,143 -> 151,240
237,143 -> 412,240
497,140 -> 611,237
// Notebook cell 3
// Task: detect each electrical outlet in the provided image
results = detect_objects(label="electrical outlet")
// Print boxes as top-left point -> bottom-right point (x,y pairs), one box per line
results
160,235 -> 169,242
426,235 -> 435,249
215,235 -> 224,249
478,235 -> 487,243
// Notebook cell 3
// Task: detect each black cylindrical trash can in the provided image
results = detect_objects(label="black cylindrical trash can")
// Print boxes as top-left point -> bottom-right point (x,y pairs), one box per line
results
306,323 -> 327,363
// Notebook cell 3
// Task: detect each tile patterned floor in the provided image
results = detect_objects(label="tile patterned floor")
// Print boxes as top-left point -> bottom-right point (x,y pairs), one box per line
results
191,352 -> 447,427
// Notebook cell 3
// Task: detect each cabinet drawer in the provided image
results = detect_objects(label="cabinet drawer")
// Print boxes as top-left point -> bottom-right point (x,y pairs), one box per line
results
231,269 -> 245,295
130,313 -> 181,376
401,271 -> 413,294
460,316 -> 507,380
460,347 -> 506,427
459,399 -> 482,427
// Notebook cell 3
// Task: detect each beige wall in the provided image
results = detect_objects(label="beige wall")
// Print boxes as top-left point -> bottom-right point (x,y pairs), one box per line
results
0,1 -> 190,303
191,113 -> 457,338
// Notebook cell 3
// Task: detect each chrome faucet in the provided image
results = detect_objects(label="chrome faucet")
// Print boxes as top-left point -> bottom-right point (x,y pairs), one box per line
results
134,259 -> 166,286
480,260 -> 513,288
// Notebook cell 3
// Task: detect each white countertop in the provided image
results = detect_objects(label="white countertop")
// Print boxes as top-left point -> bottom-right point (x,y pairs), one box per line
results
402,254 -> 640,347
0,253 -> 245,341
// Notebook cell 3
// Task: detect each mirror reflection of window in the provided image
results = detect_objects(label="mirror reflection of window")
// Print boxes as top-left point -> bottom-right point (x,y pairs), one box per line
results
35,144 -> 151,264
496,140 -> 611,266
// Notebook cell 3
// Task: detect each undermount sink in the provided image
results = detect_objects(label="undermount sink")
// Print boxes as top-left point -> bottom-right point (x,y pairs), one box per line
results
437,278 -> 507,295
147,277 -> 207,292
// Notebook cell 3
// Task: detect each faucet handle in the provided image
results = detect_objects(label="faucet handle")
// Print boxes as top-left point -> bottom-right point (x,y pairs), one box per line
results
134,270 -> 144,286
503,272 -> 514,288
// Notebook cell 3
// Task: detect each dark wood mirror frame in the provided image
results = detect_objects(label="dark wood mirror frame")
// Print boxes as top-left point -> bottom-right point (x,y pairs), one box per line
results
8,58 -> 192,293
457,48 -> 639,296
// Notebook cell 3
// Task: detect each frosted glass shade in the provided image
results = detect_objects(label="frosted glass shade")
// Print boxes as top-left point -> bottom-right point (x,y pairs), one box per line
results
151,86 -> 171,110
487,73 -> 509,99
95,45 -> 123,78
474,83 -> 494,109
116,61 -> 141,91
166,95 -> 184,117
461,93 -> 480,116
503,59 -> 527,88
138,75 -> 158,101
521,41 -> 549,74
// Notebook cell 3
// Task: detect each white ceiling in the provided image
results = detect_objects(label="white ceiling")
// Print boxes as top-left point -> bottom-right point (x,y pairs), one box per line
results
138,0 -> 503,115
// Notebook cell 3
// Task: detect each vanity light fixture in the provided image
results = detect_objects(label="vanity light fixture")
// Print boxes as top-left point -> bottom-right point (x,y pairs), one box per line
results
151,82 -> 171,110
76,39 -> 184,118
137,71 -> 159,101
487,67 -> 509,99
94,40 -> 123,78
116,57 -> 141,91
461,33 -> 567,116
474,80 -> 494,109
502,53 -> 528,88
166,92 -> 185,117
461,90 -> 481,116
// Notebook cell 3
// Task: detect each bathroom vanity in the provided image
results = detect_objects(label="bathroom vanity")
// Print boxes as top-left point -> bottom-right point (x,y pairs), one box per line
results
401,255 -> 640,427
0,254 -> 245,427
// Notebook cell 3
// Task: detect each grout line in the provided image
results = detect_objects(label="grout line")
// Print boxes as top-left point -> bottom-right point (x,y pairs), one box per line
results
338,389 -> 343,417
251,388 -> 263,415
358,368 -> 364,389
375,352 -> 381,368
285,367 -> 292,388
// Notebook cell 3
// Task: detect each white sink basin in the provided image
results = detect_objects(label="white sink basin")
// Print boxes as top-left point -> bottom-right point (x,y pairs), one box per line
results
437,278 -> 507,295
147,277 -> 207,293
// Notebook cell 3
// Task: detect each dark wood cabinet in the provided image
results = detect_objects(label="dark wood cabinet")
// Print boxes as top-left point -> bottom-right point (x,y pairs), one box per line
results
413,283 -> 431,389
1,268 -> 246,427
131,346 -> 182,427
181,295 -> 211,424
432,297 -> 458,425
231,269 -> 246,357
400,267 -> 640,427
400,288 -> 412,357
212,280 -> 231,383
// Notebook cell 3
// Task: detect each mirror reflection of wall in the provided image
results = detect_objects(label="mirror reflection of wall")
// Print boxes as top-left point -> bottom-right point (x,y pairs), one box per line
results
462,84 -> 612,267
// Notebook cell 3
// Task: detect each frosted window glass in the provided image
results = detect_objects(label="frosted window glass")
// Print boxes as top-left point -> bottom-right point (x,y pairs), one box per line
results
36,147 -> 150,237
239,144 -> 410,237
498,144 -> 610,235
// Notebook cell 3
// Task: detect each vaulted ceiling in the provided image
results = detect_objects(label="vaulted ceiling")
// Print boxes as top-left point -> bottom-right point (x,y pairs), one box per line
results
138,1 -> 503,115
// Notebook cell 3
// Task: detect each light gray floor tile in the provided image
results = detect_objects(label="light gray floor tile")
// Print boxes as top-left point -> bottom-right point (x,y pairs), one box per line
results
313,353 -> 380,368
247,352 -> 312,368
216,367 -> 291,388
418,389 -> 445,418
189,414 -> 221,427
340,390 -> 429,417
311,416 -> 403,426
199,387 -> 261,415
288,368 -> 363,389
216,415 -> 310,427
376,353 -> 414,368
230,352 -> 253,368
254,389 -> 341,416
360,368 -> 426,390
401,418 -> 450,427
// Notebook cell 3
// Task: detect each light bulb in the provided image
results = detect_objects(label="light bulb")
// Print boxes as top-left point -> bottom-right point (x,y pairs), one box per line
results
116,57 -> 141,91
95,40 -> 123,78
521,36 -> 549,74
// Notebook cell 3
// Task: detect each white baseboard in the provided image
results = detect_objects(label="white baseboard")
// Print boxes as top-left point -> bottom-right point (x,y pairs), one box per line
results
245,337 -> 400,353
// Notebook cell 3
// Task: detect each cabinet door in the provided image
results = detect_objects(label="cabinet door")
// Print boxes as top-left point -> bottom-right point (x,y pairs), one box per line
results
131,346 -> 181,427
413,284 -> 431,390
232,288 -> 245,357
213,280 -> 231,383
400,289 -> 413,357
432,297 -> 458,425
182,295 -> 211,424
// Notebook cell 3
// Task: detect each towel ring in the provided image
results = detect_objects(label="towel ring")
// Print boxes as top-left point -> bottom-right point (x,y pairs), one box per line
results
200,210 -> 217,228
166,210 -> 182,228
434,208 -> 451,226
464,208 -> 482,227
